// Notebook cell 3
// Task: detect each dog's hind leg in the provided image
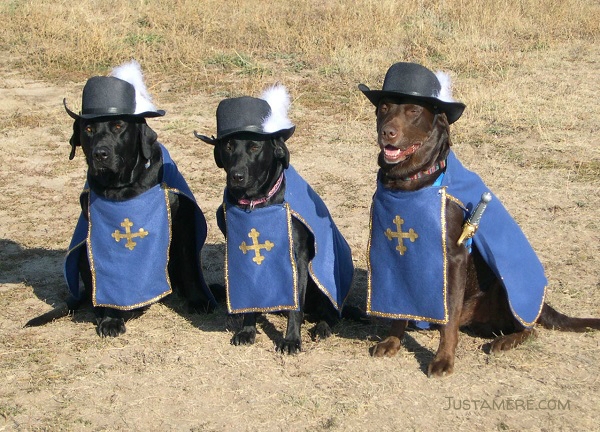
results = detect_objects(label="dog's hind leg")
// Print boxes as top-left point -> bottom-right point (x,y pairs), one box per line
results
231,312 -> 258,346
488,302 -> 600,353
489,328 -> 537,353
371,319 -> 408,357
169,195 -> 216,313
306,281 -> 339,341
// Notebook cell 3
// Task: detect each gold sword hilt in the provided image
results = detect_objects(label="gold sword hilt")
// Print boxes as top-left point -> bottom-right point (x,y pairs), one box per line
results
457,192 -> 492,246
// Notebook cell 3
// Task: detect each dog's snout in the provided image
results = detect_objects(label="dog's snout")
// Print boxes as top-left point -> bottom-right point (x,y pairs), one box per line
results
93,146 -> 110,162
381,124 -> 398,142
229,169 -> 247,187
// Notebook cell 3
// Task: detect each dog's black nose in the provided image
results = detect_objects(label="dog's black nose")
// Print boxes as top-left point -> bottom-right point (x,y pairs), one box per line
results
232,172 -> 245,184
93,147 -> 110,161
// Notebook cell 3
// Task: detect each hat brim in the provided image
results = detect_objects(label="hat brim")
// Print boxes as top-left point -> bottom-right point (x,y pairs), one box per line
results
198,125 -> 296,144
63,99 -> 165,120
358,84 -> 465,124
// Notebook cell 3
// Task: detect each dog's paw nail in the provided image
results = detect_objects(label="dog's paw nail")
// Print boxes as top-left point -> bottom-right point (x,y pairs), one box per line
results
427,360 -> 454,378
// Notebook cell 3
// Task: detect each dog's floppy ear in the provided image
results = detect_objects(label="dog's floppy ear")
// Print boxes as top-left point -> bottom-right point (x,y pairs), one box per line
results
139,122 -> 158,160
437,112 -> 452,148
273,137 -> 290,169
213,145 -> 224,169
428,112 -> 452,162
68,119 -> 81,160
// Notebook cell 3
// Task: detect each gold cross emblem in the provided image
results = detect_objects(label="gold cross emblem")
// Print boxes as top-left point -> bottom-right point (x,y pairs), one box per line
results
239,228 -> 274,265
384,215 -> 418,255
111,218 -> 149,251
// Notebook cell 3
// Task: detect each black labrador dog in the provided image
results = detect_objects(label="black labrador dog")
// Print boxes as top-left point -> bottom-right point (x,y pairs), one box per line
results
25,114 -> 216,336
198,131 -> 342,354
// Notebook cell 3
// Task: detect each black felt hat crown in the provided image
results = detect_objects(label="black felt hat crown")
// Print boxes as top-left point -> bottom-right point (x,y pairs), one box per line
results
358,62 -> 465,124
64,60 -> 165,120
195,84 -> 295,145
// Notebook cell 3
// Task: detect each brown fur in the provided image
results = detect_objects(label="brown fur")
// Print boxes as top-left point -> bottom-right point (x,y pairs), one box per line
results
370,98 -> 600,377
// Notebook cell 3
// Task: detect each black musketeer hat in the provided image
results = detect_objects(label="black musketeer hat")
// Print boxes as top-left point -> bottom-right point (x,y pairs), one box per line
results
64,60 -> 165,120
358,62 -> 465,124
195,84 -> 295,145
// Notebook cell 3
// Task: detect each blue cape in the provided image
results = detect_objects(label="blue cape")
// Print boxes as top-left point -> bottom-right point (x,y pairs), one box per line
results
64,145 -> 215,310
368,186 -> 450,323
367,151 -> 546,327
218,165 -> 354,314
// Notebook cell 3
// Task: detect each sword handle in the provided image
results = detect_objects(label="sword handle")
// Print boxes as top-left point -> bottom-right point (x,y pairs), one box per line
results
468,192 -> 492,226
456,192 -> 492,247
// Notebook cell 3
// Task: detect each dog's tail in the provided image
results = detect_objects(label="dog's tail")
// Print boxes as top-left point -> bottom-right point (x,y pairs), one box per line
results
23,297 -> 82,328
537,303 -> 600,332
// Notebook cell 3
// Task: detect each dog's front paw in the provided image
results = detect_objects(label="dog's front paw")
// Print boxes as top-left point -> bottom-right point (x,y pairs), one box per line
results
276,338 -> 302,355
427,355 -> 454,378
96,317 -> 126,337
371,336 -> 401,357
310,321 -> 333,341
231,327 -> 257,346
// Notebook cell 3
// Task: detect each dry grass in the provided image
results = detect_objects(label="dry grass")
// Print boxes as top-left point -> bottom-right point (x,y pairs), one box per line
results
1,1 -> 600,431
2,0 -> 598,101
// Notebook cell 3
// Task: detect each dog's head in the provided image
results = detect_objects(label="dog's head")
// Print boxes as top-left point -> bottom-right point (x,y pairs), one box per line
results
375,97 -> 452,179
69,116 -> 158,189
202,132 -> 289,201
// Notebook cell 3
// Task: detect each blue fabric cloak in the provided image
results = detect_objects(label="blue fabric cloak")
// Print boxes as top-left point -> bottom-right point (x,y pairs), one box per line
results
367,150 -> 546,327
64,144 -> 215,310
218,165 -> 354,314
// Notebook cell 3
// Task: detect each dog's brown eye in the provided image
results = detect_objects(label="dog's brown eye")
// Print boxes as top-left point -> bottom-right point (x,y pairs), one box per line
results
85,126 -> 93,134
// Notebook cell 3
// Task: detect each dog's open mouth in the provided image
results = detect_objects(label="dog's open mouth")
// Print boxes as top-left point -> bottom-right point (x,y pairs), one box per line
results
382,144 -> 420,164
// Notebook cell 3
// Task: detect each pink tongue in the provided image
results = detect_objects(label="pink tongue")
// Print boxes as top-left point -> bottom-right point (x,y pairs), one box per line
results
384,146 -> 401,158
385,145 -> 416,160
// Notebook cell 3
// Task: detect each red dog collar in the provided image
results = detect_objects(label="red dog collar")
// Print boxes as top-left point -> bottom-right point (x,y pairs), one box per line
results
238,172 -> 284,209
404,159 -> 446,181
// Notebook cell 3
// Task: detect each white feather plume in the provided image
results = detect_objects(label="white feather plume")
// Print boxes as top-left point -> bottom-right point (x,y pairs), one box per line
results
434,71 -> 456,102
260,84 -> 294,133
110,59 -> 157,114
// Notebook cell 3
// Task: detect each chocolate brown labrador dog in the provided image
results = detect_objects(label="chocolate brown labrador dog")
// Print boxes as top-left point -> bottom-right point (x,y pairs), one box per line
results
360,62 -> 600,377
25,71 -> 216,336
